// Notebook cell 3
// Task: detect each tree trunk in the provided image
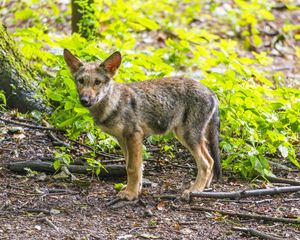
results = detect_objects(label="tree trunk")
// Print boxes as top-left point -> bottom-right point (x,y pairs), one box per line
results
71,0 -> 95,38
0,24 -> 49,113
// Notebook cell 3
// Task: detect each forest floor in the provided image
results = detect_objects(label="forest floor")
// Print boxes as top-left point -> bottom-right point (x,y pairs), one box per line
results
1,1 -> 300,240
0,115 -> 299,240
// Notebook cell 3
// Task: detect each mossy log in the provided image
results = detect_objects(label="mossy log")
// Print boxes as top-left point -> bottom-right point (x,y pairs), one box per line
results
6,160 -> 126,178
0,23 -> 48,112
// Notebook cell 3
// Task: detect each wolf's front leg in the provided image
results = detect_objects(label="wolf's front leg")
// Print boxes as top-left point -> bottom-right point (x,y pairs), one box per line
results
117,132 -> 143,201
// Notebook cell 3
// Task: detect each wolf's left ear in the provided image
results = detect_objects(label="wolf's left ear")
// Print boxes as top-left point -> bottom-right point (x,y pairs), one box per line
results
63,49 -> 83,74
100,51 -> 122,77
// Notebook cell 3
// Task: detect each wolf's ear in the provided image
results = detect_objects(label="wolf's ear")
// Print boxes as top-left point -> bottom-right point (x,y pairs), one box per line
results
100,51 -> 122,77
63,49 -> 83,74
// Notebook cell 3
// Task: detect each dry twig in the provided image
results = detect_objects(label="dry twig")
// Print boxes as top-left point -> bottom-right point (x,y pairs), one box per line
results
266,176 -> 300,186
190,206 -> 300,224
40,217 -> 60,232
232,226 -> 284,240
0,117 -> 58,131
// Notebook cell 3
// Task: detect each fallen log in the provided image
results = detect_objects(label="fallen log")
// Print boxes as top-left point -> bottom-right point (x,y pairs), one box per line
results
5,160 -> 126,178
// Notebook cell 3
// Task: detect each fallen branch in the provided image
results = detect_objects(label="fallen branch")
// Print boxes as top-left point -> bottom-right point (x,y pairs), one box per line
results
5,160 -> 126,178
266,176 -> 300,186
69,138 -> 122,159
190,206 -> 300,224
232,227 -> 284,240
268,160 -> 296,172
0,117 -> 58,131
40,217 -> 60,232
101,158 -> 125,164
190,186 -> 300,199
25,208 -> 51,215
48,131 -> 70,147
1,116 -> 122,159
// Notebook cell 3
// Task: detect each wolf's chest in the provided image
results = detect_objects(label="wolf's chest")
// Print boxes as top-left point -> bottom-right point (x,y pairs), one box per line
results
98,123 -> 124,139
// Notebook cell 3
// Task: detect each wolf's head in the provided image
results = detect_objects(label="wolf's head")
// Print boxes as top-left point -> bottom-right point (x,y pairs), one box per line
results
63,49 -> 121,108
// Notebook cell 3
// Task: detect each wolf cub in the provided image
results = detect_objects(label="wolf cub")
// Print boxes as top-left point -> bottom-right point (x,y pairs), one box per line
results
64,49 -> 221,201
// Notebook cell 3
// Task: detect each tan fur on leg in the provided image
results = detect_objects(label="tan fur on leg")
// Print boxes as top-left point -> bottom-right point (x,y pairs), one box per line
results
182,140 -> 214,200
117,133 -> 143,200
200,141 -> 214,188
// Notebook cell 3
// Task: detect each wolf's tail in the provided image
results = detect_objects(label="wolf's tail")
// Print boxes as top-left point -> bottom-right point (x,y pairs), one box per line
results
207,100 -> 221,179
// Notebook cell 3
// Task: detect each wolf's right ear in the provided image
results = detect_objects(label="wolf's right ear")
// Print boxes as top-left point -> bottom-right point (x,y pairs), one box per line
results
63,49 -> 83,74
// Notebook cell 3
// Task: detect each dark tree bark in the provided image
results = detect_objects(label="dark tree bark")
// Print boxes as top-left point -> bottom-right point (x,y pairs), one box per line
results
71,0 -> 96,38
6,160 -> 126,178
0,23 -> 49,113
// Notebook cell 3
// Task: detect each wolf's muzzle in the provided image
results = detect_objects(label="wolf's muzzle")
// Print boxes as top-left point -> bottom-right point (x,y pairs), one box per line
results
80,96 -> 92,107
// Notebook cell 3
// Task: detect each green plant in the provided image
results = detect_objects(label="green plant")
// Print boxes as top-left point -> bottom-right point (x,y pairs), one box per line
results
53,148 -> 72,171
3,0 -> 299,179
0,90 -> 6,111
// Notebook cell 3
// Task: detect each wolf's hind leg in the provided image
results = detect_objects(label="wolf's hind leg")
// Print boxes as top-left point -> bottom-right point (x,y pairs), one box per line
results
176,132 -> 214,200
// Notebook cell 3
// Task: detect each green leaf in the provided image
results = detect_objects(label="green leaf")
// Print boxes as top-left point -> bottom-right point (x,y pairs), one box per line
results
53,160 -> 61,170
114,183 -> 125,191
135,17 -> 160,30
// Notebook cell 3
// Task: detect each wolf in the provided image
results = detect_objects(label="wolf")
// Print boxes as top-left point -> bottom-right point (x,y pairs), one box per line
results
64,49 -> 221,201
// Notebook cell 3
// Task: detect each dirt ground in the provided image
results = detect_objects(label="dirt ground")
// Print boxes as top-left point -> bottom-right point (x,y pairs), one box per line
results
0,116 -> 299,240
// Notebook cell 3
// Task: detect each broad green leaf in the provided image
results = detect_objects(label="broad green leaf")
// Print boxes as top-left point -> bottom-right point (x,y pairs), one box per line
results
135,17 -> 160,30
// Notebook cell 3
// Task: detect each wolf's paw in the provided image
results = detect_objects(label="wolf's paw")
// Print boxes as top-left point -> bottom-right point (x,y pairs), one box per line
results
181,189 -> 192,201
117,189 -> 139,201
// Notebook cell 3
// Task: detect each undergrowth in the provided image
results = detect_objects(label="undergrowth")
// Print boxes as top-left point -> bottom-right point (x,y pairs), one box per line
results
1,0 -> 300,178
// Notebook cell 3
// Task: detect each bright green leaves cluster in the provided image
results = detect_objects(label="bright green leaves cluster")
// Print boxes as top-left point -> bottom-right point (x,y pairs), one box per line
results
6,0 -> 300,178
53,148 -> 72,171
0,90 -> 6,111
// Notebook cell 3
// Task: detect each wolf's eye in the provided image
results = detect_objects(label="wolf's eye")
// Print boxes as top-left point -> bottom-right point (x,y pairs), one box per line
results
95,80 -> 101,85
78,79 -> 84,84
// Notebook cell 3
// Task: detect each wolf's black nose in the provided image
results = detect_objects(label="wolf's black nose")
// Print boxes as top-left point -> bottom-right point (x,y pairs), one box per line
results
80,96 -> 90,107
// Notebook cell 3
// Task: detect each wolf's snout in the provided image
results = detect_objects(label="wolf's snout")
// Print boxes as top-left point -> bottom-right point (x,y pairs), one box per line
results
80,96 -> 91,107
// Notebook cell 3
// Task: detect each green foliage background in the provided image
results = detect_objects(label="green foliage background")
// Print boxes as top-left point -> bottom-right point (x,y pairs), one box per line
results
2,0 -> 300,178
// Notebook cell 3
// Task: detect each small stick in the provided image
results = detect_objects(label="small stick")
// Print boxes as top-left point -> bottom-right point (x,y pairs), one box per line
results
190,206 -> 300,224
106,197 -> 122,206
48,131 -> 70,147
154,194 -> 178,200
101,158 -> 125,164
266,176 -> 300,186
68,138 -> 122,159
232,227 -> 284,240
25,208 -> 51,215
45,188 -> 79,195
40,217 -> 59,232
0,117 -> 58,131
